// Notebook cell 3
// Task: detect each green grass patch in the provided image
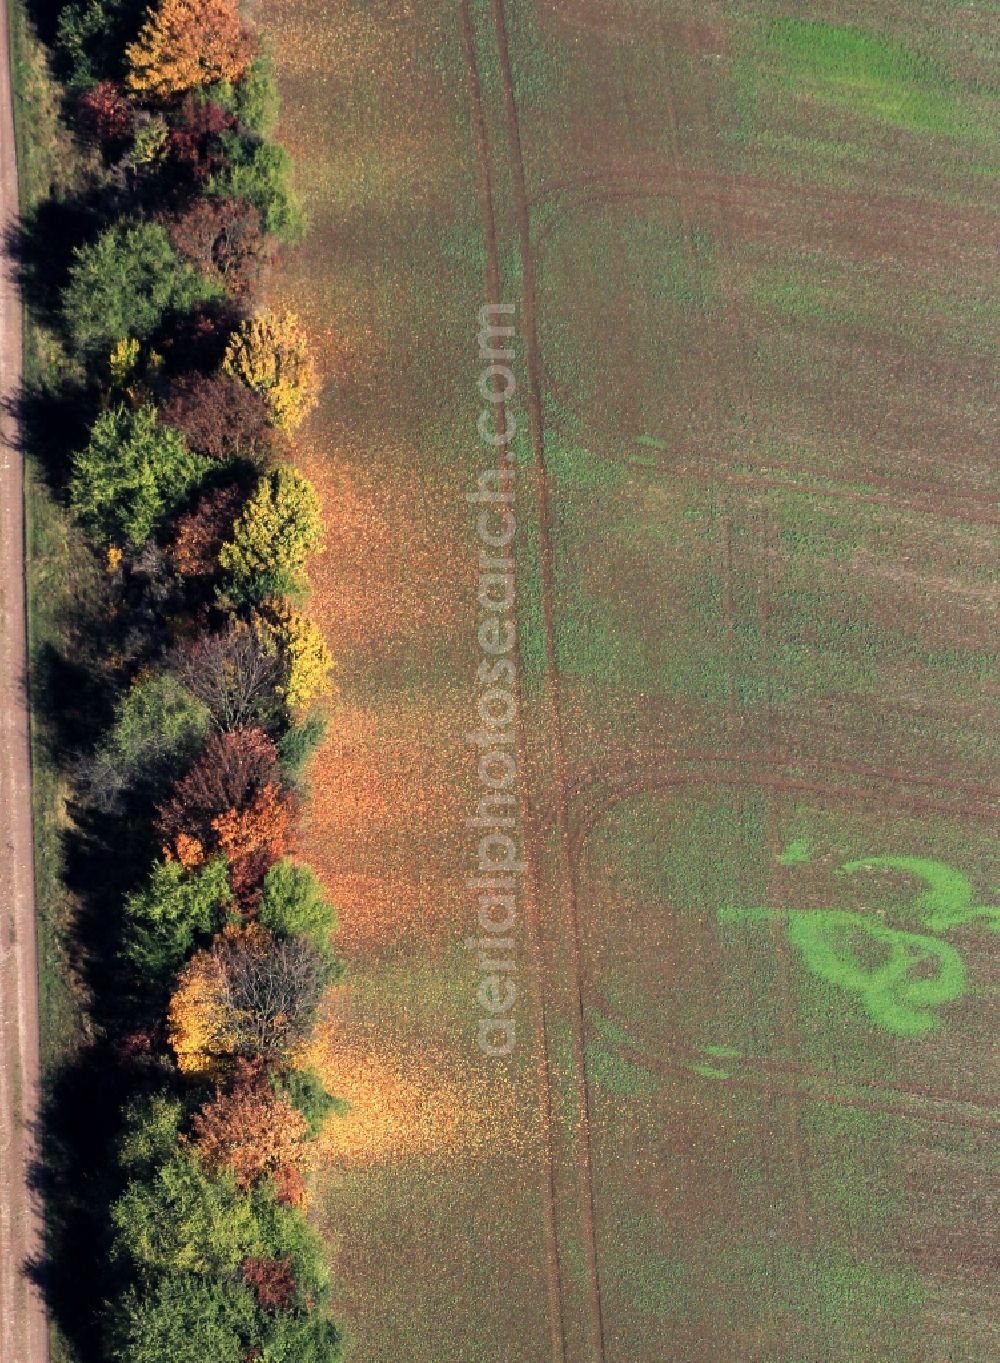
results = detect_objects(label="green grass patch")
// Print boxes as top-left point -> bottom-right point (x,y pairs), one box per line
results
766,19 -> 971,139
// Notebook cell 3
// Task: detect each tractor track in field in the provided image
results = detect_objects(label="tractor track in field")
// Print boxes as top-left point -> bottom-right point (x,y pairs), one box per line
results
634,454 -> 1000,526
607,1037 -> 1000,1131
565,748 -> 1000,812
457,0 -> 615,1357
483,0 -> 609,1358
458,5 -> 568,1361
527,165 -> 1000,266
583,990 -> 999,1113
566,755 -> 1000,855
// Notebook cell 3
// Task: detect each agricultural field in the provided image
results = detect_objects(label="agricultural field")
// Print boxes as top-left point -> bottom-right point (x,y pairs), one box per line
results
262,1 -> 999,1359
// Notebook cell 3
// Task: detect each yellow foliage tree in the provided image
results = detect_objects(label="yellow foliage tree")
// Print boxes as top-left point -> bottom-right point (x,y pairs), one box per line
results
223,309 -> 319,431
166,945 -> 231,1077
126,0 -> 254,100
254,599 -> 334,710
217,466 -> 323,604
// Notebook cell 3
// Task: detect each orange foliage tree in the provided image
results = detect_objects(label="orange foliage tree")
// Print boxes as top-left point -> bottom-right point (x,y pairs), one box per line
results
191,1059 -> 309,1187
212,782 -> 293,899
126,0 -> 255,101
159,728 -> 292,897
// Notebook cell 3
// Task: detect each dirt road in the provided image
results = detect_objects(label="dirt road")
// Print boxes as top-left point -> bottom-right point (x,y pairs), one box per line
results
0,0 -> 48,1358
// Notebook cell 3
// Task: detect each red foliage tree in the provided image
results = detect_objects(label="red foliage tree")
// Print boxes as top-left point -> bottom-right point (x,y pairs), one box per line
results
76,81 -> 134,149
164,196 -> 269,298
159,728 -> 278,838
242,1257 -> 297,1312
165,96 -> 233,184
169,483 -> 246,577
157,299 -> 243,373
160,371 -> 274,462
272,1163 -> 307,1208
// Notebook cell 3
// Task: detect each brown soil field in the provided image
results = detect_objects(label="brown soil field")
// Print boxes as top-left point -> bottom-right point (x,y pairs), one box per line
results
260,1 -> 999,1359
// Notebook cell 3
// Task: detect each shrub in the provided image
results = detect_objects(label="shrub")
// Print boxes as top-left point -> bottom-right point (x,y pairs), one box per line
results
258,859 -> 337,953
223,309 -> 318,429
273,1067 -> 340,1140
62,221 -> 218,357
210,52 -> 278,134
164,94 -> 234,185
218,467 -> 322,604
276,713 -> 327,782
70,403 -> 210,548
208,132 -> 304,241
254,600 -> 333,710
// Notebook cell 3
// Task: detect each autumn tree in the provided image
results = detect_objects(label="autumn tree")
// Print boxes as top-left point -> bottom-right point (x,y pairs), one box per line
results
70,403 -> 209,548
253,600 -> 333,711
214,928 -> 334,1062
167,943 -> 231,1076
170,622 -> 283,730
76,79 -> 134,148
241,1256 -> 296,1312
62,221 -> 217,356
160,370 -> 273,463
218,467 -> 323,605
158,728 -> 292,895
223,310 -> 319,430
159,727 -> 279,850
191,1060 -> 309,1187
212,782 -> 293,899
165,195 -> 268,297
164,94 -> 233,185
126,0 -> 255,100
157,297 -> 243,373
169,484 -> 246,577
169,926 -> 332,1070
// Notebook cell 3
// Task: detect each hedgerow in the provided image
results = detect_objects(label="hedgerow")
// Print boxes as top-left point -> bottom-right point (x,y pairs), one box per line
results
25,1 -> 343,1357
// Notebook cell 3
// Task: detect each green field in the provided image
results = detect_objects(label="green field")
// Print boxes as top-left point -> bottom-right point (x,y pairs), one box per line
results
263,1 -> 998,1359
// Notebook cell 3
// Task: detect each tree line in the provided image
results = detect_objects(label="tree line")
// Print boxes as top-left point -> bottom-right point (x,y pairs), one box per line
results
20,1 -> 346,1358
